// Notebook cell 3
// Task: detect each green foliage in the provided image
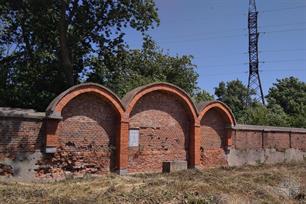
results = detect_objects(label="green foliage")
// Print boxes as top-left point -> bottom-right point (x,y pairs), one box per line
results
0,0 -> 159,110
0,1 -> 305,131
214,79 -> 255,119
193,89 -> 214,104
213,78 -> 306,128
239,104 -> 290,127
87,36 -> 199,98
266,77 -> 306,128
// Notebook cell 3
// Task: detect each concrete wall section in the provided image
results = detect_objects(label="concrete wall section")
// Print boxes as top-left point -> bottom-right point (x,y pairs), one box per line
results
229,125 -> 306,167
228,148 -> 306,166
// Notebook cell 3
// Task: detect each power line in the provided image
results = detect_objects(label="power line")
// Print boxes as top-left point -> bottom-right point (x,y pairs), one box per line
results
259,48 -> 306,53
261,28 -> 306,34
202,48 -> 306,59
163,4 -> 306,24
202,52 -> 247,59
160,34 -> 247,44
199,62 -> 245,68
158,28 -> 246,41
198,59 -> 306,69
259,21 -> 306,29
203,71 -> 248,77
261,5 -> 306,13
262,59 -> 306,64
202,68 -> 305,77
262,68 -> 306,72
158,22 -> 306,42
157,27 -> 306,44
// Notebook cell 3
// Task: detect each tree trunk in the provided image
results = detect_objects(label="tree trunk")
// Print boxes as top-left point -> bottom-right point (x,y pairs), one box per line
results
21,3 -> 33,60
58,0 -> 74,86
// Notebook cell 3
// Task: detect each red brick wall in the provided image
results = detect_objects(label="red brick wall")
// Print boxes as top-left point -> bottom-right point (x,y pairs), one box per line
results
1,82 -> 306,178
291,133 -> 306,151
0,117 -> 43,160
38,93 -> 120,177
234,130 -> 262,150
128,91 -> 191,173
200,109 -> 228,168
263,132 -> 289,151
233,129 -> 306,151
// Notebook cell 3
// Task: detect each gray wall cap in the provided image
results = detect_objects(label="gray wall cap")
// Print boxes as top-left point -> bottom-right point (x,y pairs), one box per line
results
45,111 -> 63,120
0,107 -> 45,120
232,124 -> 306,133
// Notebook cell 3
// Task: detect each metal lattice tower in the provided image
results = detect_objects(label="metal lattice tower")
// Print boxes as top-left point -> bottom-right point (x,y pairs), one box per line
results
248,0 -> 265,105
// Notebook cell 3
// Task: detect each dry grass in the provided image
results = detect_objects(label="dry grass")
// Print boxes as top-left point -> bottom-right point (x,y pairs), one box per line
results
0,162 -> 306,204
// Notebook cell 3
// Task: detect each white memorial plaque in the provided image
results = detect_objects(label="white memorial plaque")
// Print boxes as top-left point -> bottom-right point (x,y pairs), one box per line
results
129,129 -> 139,147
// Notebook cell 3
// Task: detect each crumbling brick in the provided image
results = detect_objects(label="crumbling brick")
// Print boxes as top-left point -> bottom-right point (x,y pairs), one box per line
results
0,163 -> 13,176
128,92 -> 191,173
200,109 -> 228,168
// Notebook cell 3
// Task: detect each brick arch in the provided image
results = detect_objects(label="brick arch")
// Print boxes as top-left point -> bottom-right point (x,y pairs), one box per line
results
122,83 -> 198,173
123,82 -> 198,121
197,101 -> 235,126
46,83 -> 124,117
44,83 -> 125,175
197,101 -> 235,168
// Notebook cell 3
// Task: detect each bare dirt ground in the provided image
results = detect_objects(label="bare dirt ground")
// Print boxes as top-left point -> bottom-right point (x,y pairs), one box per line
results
0,161 -> 305,204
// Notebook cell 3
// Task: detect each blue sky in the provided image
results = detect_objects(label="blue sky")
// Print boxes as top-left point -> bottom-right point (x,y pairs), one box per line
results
124,0 -> 306,96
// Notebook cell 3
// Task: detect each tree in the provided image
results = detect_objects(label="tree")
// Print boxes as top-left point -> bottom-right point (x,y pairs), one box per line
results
193,89 -> 214,104
87,36 -> 199,98
214,79 -> 255,119
239,104 -> 290,127
266,77 -> 306,128
0,0 -> 159,110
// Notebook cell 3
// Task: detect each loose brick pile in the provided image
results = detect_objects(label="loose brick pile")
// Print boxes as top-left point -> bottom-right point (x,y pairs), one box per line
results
0,163 -> 13,176
36,147 -> 113,178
